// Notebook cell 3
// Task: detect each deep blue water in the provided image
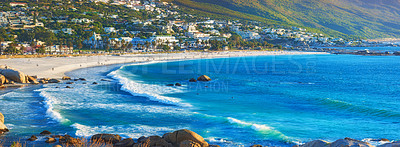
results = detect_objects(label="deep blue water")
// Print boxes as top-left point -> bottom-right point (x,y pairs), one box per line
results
1,54 -> 400,146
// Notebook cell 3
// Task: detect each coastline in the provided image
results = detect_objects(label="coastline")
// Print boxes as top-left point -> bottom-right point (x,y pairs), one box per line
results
1,52 -> 400,147
0,51 -> 328,79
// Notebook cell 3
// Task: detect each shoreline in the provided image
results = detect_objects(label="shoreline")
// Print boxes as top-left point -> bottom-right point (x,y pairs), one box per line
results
0,51 -> 328,79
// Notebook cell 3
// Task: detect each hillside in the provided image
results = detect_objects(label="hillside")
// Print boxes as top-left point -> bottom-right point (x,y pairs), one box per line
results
170,0 -> 400,39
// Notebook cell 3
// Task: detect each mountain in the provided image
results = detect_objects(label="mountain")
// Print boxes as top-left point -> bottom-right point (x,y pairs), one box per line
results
169,0 -> 400,39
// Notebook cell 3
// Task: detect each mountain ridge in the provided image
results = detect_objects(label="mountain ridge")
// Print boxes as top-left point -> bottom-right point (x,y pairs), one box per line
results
170,0 -> 400,39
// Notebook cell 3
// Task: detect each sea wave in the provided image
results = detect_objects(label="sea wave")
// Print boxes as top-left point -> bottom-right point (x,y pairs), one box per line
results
108,62 -> 191,107
226,117 -> 291,142
319,98 -> 400,118
35,88 -> 69,123
71,123 -> 177,138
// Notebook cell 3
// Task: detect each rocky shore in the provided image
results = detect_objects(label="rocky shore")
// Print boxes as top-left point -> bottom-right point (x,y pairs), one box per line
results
2,110 -> 400,147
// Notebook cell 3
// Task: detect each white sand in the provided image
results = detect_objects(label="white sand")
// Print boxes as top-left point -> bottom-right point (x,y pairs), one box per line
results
0,51 -> 327,78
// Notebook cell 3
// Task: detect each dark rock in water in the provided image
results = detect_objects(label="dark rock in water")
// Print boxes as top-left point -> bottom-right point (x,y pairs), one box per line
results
73,79 -> 79,81
136,136 -> 171,147
101,79 -> 112,82
166,84 -> 174,86
175,83 -> 182,86
48,79 -> 61,83
66,82 -> 74,84
92,82 -> 98,85
197,75 -> 211,82
59,135 -> 83,146
39,80 -> 48,84
380,139 -> 390,142
62,76 -> 71,80
115,138 -> 135,147
82,82 -> 87,84
55,86 -> 60,88
28,135 -> 38,141
91,134 -> 122,144
45,137 -> 57,143
40,130 -> 52,135
65,86 -> 72,88
79,78 -> 86,81
331,138 -> 373,147
300,140 -> 329,147
189,78 -> 197,82
163,129 -> 209,147
250,145 -> 263,147
0,128 -> 8,134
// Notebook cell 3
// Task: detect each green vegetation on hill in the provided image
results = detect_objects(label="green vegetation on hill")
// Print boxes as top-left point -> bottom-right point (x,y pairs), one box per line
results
170,0 -> 400,39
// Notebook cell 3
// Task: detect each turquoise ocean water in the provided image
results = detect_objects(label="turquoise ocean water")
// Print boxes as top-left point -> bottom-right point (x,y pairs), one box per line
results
1,54 -> 400,146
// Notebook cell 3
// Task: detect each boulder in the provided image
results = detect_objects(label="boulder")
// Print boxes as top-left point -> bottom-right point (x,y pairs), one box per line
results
197,75 -> 211,82
66,82 -> 74,84
45,137 -> 57,143
180,140 -> 201,147
48,79 -> 61,83
65,86 -> 72,88
115,138 -> 135,147
0,112 -> 8,134
60,135 -> 83,146
301,140 -> 330,147
62,76 -> 71,80
28,135 -> 38,141
91,134 -> 122,144
92,82 -> 98,85
0,112 -> 4,124
39,80 -> 48,84
0,74 -> 5,85
189,78 -> 197,82
0,67 -> 27,83
79,78 -> 86,81
162,129 -> 208,147
166,84 -> 174,86
175,83 -> 182,86
40,130 -> 52,135
26,76 -> 37,82
378,143 -> 400,147
134,136 -> 172,147
330,138 -> 373,147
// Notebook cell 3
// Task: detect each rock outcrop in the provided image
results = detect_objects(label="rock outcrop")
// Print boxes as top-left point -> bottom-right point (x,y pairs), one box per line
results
301,140 -> 330,147
378,142 -> 400,147
62,76 -> 71,80
115,138 -> 135,147
40,130 -> 52,135
163,129 -> 209,147
28,135 -> 38,141
59,135 -> 83,146
0,112 -> 8,134
0,74 -> 5,85
189,78 -> 197,82
134,136 -> 172,147
48,79 -> 61,83
330,138 -> 373,147
91,134 -> 122,144
0,66 -> 27,83
197,75 -> 211,82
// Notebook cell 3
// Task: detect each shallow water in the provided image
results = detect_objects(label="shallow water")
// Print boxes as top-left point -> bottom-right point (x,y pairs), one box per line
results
1,54 -> 400,146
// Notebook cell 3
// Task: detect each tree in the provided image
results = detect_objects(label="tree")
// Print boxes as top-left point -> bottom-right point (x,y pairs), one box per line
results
77,42 -> 83,50
36,46 -> 46,54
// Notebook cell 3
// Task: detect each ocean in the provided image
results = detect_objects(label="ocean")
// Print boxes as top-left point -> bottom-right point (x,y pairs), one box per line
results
1,54 -> 400,146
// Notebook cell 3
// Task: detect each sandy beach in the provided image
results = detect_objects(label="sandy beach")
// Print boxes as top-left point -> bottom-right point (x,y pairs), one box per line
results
0,51 -> 327,79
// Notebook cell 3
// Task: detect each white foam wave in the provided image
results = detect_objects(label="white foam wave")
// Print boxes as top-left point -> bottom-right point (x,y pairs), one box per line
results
206,137 -> 232,143
108,63 -> 191,107
57,102 -> 187,115
35,88 -> 69,123
227,117 -> 290,141
71,123 -> 176,138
